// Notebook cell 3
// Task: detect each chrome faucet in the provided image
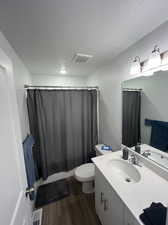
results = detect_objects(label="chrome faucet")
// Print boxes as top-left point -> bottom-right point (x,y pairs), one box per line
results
142,150 -> 151,158
129,153 -> 142,167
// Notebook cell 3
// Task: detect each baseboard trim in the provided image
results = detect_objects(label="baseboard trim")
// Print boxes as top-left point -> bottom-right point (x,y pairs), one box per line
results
10,191 -> 24,225
10,190 -> 33,225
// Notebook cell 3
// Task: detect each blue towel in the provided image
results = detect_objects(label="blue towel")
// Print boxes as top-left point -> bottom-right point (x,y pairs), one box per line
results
145,119 -> 168,152
23,135 -> 36,200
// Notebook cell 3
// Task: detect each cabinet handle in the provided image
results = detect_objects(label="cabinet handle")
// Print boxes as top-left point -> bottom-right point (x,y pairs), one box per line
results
100,192 -> 104,204
104,199 -> 109,211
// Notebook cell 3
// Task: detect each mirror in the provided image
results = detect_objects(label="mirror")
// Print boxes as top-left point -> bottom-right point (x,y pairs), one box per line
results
122,70 -> 168,169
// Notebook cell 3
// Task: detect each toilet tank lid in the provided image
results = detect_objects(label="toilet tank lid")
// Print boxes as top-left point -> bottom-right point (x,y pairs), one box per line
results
95,144 -> 112,155
95,144 -> 105,151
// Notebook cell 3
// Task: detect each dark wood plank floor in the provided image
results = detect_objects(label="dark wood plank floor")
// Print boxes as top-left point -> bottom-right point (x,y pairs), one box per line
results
42,178 -> 101,225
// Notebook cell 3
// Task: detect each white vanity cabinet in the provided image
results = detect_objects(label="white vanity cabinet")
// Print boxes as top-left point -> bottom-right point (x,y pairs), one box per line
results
95,167 -> 124,225
95,167 -> 140,225
124,207 -> 139,225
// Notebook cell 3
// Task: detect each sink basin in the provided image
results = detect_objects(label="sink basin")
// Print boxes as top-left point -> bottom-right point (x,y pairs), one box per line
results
107,159 -> 141,183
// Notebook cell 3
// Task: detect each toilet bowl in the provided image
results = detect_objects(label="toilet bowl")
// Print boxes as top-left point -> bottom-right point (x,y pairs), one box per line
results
75,144 -> 109,193
75,163 -> 95,193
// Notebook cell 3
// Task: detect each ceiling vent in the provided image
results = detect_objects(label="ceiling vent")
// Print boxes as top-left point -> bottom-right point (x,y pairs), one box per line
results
72,53 -> 93,63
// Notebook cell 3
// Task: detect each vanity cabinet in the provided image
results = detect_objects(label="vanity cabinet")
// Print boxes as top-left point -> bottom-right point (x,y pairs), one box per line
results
95,167 -> 124,225
95,167 -> 139,225
124,208 -> 138,225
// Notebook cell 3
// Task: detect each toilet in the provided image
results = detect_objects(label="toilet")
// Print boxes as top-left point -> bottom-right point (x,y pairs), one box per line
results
75,163 -> 95,193
74,144 -> 111,193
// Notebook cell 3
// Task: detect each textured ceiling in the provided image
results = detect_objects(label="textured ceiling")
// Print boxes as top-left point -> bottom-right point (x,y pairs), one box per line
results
0,0 -> 168,76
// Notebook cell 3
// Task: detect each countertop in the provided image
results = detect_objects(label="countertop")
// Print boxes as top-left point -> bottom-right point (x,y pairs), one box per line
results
92,151 -> 168,225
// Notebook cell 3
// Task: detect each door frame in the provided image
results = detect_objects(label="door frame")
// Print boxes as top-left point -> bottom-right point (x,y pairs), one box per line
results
0,48 -> 32,225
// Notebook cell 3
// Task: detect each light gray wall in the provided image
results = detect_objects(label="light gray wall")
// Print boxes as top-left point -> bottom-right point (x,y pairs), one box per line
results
0,31 -> 32,140
32,74 -> 87,87
87,21 -> 168,150
0,32 -> 33,225
123,71 -> 168,145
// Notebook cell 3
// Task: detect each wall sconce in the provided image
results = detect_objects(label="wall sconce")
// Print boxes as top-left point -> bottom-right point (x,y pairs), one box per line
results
146,45 -> 161,70
130,56 -> 141,75
141,60 -> 154,76
160,51 -> 168,71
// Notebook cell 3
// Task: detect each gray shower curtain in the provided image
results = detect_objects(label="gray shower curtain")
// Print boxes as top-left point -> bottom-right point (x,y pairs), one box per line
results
27,89 -> 98,179
122,90 -> 141,147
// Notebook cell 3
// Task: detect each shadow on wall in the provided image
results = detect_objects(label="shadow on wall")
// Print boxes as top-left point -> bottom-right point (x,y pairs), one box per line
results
141,92 -> 162,145
99,87 -> 121,150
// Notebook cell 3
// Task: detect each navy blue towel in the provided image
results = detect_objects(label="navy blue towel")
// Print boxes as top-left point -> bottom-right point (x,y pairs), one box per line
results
23,135 -> 36,200
139,202 -> 166,225
145,119 -> 168,152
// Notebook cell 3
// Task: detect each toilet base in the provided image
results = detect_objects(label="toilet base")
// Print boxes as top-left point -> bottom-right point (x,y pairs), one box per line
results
82,181 -> 94,194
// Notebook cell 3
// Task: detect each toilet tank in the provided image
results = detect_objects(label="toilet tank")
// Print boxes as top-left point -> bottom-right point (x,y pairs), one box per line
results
95,144 -> 112,156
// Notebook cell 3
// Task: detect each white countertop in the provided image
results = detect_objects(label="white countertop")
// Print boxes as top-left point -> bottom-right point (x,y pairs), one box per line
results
92,151 -> 168,225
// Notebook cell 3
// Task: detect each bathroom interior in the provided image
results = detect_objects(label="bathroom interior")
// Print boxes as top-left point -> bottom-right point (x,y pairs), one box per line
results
1,1 -> 168,225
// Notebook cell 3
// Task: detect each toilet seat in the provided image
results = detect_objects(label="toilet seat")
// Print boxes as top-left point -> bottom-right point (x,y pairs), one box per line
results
75,163 -> 95,182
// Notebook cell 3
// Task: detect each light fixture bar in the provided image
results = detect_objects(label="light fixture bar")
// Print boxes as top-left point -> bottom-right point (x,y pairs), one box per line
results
129,45 -> 168,77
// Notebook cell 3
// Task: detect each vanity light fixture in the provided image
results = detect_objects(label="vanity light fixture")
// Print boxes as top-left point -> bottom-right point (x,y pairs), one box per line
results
146,45 -> 161,70
141,70 -> 154,77
141,60 -> 154,76
160,51 -> 168,71
130,56 -> 141,75
130,45 -> 163,77
161,65 -> 168,71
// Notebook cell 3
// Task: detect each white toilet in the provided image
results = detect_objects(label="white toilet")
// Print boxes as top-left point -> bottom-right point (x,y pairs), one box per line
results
75,163 -> 95,193
74,144 -> 111,193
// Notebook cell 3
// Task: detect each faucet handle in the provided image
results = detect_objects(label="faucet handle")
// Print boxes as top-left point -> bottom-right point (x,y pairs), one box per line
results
129,153 -> 142,167
129,154 -> 136,164
142,150 -> 151,157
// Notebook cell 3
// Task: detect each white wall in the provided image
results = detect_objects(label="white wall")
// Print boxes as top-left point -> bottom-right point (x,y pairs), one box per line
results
123,71 -> 168,145
32,74 -> 87,86
87,21 -> 168,150
0,32 -> 33,225
0,32 -> 32,140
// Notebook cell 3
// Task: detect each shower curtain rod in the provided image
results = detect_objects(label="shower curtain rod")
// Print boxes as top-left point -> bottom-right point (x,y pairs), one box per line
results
122,88 -> 142,91
24,85 -> 99,90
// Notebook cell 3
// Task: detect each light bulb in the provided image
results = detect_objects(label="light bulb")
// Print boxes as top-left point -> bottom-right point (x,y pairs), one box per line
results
60,67 -> 67,75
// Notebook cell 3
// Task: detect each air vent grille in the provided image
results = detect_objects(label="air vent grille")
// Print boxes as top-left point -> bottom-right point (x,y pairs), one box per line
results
73,53 -> 93,63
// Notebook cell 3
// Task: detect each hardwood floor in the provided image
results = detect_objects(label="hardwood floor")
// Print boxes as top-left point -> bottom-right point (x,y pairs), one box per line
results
42,178 -> 101,225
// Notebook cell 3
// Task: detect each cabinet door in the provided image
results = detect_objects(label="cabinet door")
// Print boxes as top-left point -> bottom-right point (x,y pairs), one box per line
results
106,182 -> 124,225
95,167 -> 106,225
95,167 -> 124,225
124,207 -> 139,225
